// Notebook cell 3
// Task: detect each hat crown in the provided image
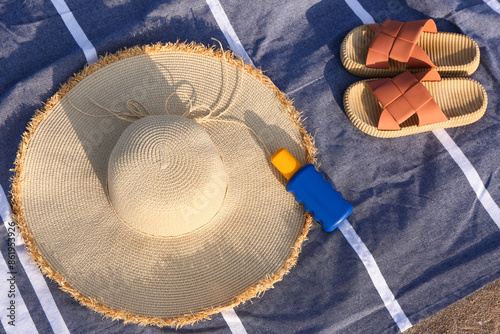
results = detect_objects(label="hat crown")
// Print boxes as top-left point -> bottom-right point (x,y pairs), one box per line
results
107,115 -> 227,237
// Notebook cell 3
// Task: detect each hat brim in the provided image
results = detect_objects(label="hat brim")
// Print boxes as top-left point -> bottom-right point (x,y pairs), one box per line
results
12,42 -> 316,327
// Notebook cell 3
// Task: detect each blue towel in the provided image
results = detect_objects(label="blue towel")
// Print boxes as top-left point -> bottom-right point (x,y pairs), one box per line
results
1,1 -> 499,333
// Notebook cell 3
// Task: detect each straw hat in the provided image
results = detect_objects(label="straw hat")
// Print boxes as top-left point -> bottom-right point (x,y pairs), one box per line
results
11,42 -> 316,327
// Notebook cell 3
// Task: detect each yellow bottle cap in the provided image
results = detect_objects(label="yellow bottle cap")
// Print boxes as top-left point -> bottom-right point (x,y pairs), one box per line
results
271,148 -> 303,180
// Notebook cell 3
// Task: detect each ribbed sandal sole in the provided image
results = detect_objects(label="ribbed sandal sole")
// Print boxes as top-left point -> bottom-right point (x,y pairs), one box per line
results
343,78 -> 488,138
341,25 -> 480,78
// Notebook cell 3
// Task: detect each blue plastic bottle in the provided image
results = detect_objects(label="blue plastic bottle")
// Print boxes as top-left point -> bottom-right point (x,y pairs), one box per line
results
271,148 -> 353,232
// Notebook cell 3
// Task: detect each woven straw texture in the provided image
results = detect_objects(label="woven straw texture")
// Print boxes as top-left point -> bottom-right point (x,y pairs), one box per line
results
344,78 -> 487,138
107,115 -> 228,237
341,25 -> 480,78
11,42 -> 316,327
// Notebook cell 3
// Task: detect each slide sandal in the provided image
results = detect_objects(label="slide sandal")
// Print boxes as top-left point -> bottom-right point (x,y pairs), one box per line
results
341,19 -> 480,78
343,70 -> 487,138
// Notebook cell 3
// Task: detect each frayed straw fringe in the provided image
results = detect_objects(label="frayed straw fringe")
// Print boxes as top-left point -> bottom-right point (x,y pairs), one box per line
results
10,41 -> 317,328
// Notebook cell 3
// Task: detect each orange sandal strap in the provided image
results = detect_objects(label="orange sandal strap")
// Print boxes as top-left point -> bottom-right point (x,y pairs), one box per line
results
366,19 -> 438,69
366,70 -> 448,130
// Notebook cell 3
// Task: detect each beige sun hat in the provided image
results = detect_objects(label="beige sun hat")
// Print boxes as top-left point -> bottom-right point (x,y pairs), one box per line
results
11,42 -> 316,327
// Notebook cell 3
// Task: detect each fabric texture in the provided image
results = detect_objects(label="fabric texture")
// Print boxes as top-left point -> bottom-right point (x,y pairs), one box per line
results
1,0 -> 499,333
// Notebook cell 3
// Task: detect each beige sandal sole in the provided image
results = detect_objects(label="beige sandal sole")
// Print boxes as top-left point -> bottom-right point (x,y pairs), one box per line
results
344,78 -> 487,138
341,25 -> 480,78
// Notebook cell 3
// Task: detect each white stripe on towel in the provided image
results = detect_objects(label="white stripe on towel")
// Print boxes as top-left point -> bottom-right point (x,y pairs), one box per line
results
0,186 -> 37,333
221,309 -> 248,334
1,185 -> 70,334
0,249 -> 38,334
344,0 -> 375,24
433,130 -> 500,229
15,247 -> 71,334
339,220 -> 413,332
50,0 -> 98,64
205,0 -> 252,63
483,0 -> 500,14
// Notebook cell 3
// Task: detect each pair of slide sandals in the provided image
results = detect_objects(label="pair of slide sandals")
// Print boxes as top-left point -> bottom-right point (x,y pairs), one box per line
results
341,19 -> 487,138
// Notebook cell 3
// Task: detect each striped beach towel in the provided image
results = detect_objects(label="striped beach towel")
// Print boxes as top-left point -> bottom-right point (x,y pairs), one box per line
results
1,1 -> 499,333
